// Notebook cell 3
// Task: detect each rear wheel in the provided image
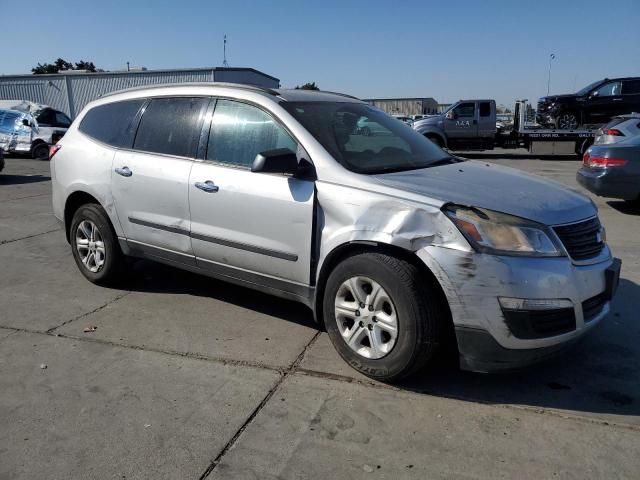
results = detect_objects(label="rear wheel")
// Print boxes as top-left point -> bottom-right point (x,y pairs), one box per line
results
70,204 -> 124,285
555,112 -> 579,130
31,143 -> 49,160
323,252 -> 445,382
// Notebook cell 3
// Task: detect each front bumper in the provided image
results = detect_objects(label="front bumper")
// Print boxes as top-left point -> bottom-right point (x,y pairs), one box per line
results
417,246 -> 620,372
577,167 -> 640,201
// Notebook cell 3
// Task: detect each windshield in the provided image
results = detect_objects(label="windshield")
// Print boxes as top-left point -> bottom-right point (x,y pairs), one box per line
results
282,102 -> 451,174
576,79 -> 604,96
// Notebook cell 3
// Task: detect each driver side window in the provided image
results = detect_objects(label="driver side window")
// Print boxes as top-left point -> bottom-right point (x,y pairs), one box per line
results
453,102 -> 475,117
207,100 -> 297,168
593,82 -> 622,97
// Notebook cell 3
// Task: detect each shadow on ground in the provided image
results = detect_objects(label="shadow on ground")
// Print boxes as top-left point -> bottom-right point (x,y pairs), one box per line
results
401,277 -> 640,421
0,174 -> 51,185
122,259 -> 316,330
116,258 -> 640,421
607,200 -> 640,216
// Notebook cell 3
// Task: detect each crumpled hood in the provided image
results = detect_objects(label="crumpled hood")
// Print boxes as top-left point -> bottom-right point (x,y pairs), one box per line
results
539,94 -> 581,104
372,160 -> 595,226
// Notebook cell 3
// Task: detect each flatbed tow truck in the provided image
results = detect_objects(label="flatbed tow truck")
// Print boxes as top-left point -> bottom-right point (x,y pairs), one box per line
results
413,99 -> 597,157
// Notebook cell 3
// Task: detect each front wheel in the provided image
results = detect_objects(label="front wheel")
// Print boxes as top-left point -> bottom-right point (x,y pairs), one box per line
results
555,112 -> 579,130
426,134 -> 444,148
70,204 -> 124,285
323,253 -> 445,382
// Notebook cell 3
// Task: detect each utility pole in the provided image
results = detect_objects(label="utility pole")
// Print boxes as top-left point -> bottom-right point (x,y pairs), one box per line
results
547,53 -> 555,96
223,35 -> 229,67
126,61 -> 130,72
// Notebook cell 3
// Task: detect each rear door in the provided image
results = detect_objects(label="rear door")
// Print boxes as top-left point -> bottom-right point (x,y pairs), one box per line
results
189,99 -> 315,287
443,102 -> 479,139
477,101 -> 495,138
112,96 -> 209,262
621,79 -> 640,115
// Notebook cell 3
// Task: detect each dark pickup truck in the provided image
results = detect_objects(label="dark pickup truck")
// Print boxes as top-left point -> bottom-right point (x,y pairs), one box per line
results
537,77 -> 640,130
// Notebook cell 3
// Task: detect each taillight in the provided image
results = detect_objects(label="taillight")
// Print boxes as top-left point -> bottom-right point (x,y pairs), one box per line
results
583,152 -> 627,168
604,128 -> 624,136
49,144 -> 61,159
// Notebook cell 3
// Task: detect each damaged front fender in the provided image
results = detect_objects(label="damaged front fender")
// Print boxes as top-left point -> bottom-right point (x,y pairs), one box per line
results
315,181 -> 471,283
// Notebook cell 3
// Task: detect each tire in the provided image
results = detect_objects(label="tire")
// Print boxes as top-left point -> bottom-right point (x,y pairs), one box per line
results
426,134 -> 444,148
555,112 -> 579,130
323,252 -> 445,382
31,143 -> 49,160
70,204 -> 124,285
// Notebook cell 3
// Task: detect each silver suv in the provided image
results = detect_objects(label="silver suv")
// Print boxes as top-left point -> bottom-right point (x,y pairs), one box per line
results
51,83 -> 621,381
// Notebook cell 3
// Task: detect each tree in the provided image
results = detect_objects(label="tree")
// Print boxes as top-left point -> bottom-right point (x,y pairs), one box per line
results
74,60 -> 96,72
295,82 -> 320,91
32,58 -> 97,74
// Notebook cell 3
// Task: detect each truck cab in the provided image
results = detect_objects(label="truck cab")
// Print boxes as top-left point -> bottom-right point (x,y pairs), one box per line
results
413,99 -> 497,150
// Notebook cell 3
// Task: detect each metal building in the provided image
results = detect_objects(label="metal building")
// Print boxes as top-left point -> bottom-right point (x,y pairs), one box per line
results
363,97 -> 439,116
0,67 -> 279,118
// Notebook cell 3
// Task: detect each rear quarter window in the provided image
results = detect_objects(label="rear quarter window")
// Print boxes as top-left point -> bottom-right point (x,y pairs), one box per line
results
79,100 -> 145,148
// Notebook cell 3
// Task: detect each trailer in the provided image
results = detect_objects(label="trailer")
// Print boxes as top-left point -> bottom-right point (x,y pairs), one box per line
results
497,100 -> 596,156
413,99 -> 597,157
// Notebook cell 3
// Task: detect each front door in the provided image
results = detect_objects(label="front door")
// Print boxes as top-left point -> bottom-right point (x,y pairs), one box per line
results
189,99 -> 315,287
584,81 -> 624,124
443,101 -> 479,139
112,96 -> 209,261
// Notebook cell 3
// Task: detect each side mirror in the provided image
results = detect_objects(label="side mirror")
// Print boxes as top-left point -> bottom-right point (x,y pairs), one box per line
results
252,148 -> 299,175
590,91 -> 599,98
445,111 -> 456,120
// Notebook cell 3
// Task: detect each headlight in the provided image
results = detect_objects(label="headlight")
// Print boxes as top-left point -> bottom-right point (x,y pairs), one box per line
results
443,205 -> 563,257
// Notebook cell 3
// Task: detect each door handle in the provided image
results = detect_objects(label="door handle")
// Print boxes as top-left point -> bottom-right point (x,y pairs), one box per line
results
612,98 -> 622,101
195,180 -> 219,193
115,166 -> 132,177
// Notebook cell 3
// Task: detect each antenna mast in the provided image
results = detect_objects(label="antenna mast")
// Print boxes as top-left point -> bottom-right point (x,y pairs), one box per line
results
223,34 -> 229,67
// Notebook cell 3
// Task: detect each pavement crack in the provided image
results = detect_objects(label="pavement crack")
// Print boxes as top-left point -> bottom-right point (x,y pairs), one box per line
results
197,330 -> 322,480
0,228 -> 62,246
46,292 -> 131,334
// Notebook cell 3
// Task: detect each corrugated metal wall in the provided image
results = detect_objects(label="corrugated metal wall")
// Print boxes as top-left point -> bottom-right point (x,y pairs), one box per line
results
0,77 -> 70,114
367,98 -> 439,116
0,68 -> 279,118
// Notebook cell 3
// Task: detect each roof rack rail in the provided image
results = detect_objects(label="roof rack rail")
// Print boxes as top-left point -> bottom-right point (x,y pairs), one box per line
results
99,82 -> 280,99
318,90 -> 361,100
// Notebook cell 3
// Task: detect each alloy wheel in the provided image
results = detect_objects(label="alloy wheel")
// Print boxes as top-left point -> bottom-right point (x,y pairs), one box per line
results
334,276 -> 398,359
558,113 -> 578,130
75,220 -> 106,273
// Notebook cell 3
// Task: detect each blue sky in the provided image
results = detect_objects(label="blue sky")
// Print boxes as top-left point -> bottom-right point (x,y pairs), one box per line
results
3,0 -> 639,107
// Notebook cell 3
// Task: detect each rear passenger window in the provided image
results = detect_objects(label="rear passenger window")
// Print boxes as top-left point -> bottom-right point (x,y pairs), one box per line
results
207,99 -> 296,167
134,97 -> 208,158
79,100 -> 145,148
622,80 -> 640,95
479,102 -> 491,117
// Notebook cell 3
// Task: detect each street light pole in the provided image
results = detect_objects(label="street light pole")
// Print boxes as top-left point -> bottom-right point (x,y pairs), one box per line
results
547,53 -> 556,96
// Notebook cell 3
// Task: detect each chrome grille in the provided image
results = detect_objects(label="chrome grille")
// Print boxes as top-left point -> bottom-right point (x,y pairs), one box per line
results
553,217 -> 605,261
